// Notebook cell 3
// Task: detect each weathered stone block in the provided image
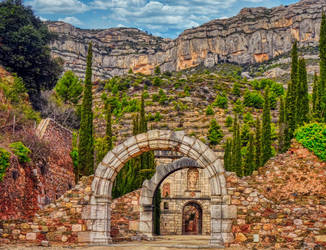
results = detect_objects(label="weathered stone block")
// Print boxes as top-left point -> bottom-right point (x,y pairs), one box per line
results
78,231 -> 90,243
222,205 -> 237,219
72,224 -> 83,232
129,221 -> 139,231
26,233 -> 36,241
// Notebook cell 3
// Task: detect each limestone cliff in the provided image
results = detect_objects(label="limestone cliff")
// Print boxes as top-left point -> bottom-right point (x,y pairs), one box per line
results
48,0 -> 326,79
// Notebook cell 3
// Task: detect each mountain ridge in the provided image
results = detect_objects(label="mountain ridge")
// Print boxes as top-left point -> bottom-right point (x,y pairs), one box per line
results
47,0 -> 326,79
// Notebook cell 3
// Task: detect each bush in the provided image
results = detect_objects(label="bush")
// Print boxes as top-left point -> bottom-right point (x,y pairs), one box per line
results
225,116 -> 233,127
0,148 -> 10,181
233,99 -> 244,114
207,119 -> 223,145
213,95 -> 228,109
295,123 -> 326,161
206,105 -> 214,115
10,142 -> 31,163
243,89 -> 264,109
232,82 -> 241,96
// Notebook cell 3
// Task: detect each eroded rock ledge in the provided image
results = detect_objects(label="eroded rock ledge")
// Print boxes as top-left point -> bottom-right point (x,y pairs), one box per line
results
48,0 -> 326,79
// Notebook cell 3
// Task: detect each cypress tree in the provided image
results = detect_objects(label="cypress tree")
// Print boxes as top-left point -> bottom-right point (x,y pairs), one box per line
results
234,122 -> 242,177
231,115 -> 238,173
278,97 -> 286,153
319,12 -> 326,121
262,86 -> 272,165
245,133 -> 255,176
105,103 -> 113,151
297,58 -> 309,125
254,117 -> 262,169
286,41 -> 299,140
224,138 -> 232,172
312,72 -> 318,113
78,42 -> 94,177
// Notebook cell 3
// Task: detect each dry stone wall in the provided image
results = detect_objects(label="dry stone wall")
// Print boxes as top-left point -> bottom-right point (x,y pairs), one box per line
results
0,119 -> 74,220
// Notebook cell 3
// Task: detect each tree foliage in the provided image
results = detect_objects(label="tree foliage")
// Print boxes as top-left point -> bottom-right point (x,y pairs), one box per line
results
78,43 -> 94,178
262,87 -> 272,165
0,0 -> 62,109
55,71 -> 83,104
207,119 -> 223,145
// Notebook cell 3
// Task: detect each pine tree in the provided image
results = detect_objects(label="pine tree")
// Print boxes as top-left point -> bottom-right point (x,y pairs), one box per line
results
262,86 -> 272,165
297,58 -> 309,125
319,12 -> 326,121
278,97 -> 286,153
312,72 -> 318,113
245,133 -> 255,176
78,42 -> 94,177
254,117 -> 262,169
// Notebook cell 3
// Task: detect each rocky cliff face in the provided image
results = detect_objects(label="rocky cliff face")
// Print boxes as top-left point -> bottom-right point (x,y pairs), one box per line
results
48,0 -> 326,79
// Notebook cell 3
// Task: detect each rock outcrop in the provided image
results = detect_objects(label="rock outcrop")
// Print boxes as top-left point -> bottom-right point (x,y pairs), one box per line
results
48,0 -> 326,79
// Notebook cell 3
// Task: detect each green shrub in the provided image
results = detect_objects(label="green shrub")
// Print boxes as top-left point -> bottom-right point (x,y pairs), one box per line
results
213,95 -> 228,109
207,119 -> 223,145
152,93 -> 159,102
206,105 -> 214,115
295,123 -> 326,161
10,142 -> 31,163
225,116 -> 233,127
0,148 -> 10,181
233,99 -> 244,114
153,77 -> 162,86
243,89 -> 264,109
154,112 -> 162,122
158,89 -> 168,105
232,82 -> 241,96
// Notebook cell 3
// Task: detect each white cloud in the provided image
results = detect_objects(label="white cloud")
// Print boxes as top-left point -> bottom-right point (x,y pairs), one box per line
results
25,0 -> 89,14
59,16 -> 83,26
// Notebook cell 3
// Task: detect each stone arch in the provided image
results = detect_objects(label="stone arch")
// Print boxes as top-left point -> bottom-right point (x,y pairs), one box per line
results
87,130 -> 234,246
139,157 -> 202,237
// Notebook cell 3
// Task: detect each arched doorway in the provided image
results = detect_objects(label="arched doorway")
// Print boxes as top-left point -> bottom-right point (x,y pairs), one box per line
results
87,130 -> 234,246
182,202 -> 202,235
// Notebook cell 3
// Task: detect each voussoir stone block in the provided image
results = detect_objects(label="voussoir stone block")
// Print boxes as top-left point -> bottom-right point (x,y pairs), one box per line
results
205,149 -> 219,163
147,130 -> 160,141
123,135 -> 137,148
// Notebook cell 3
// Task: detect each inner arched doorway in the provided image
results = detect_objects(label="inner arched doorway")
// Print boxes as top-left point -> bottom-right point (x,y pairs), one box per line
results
86,130 -> 236,247
182,202 -> 202,235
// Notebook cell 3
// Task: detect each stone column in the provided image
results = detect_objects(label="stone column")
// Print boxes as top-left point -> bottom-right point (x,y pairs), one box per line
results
90,196 -> 112,245
210,196 -> 224,247
139,204 -> 154,239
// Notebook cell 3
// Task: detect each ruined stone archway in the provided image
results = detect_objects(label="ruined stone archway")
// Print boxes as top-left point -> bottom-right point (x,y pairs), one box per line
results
87,130 -> 235,246
139,157 -> 202,237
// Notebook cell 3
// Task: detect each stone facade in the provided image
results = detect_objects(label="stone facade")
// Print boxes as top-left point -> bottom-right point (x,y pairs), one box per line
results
160,168 -> 211,236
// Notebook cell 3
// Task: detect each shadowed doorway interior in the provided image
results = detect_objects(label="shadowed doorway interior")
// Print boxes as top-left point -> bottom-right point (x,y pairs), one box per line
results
182,202 -> 202,235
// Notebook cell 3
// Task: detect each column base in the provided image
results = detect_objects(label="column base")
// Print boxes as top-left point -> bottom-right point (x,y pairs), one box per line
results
210,235 -> 224,248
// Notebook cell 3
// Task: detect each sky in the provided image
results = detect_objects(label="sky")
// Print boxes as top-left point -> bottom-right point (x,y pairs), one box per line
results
20,0 -> 299,38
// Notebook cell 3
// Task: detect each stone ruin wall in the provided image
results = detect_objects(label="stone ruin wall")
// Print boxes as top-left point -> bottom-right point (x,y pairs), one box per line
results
1,136 -> 326,249
0,118 -> 75,220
